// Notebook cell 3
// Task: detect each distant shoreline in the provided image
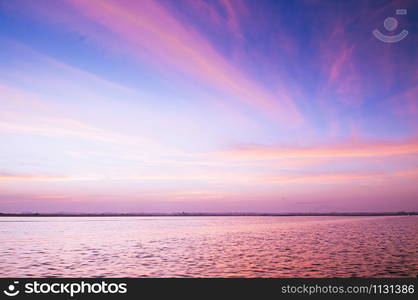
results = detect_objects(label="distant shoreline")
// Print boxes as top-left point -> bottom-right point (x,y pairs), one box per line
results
0,212 -> 417,217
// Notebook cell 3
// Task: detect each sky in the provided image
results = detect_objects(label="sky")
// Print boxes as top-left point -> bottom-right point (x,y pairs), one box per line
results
0,0 -> 417,213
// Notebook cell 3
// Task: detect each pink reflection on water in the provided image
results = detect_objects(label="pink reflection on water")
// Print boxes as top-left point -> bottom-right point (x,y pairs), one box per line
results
0,216 -> 417,277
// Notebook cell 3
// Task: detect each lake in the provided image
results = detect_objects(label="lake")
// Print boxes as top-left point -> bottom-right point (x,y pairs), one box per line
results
0,216 -> 417,277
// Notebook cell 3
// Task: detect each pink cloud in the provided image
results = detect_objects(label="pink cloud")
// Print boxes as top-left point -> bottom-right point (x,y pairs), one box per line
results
219,138 -> 418,160
26,0 -> 304,126
0,174 -> 73,182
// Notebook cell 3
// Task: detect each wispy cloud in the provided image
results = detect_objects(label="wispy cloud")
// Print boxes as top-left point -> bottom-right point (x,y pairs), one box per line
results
29,0 -> 305,125
0,174 -> 90,182
219,139 -> 418,160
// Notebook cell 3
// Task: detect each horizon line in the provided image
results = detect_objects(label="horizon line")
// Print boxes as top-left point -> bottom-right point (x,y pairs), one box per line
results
1,211 -> 417,217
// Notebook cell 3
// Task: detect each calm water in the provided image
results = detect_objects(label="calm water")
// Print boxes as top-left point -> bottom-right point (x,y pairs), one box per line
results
0,216 -> 417,277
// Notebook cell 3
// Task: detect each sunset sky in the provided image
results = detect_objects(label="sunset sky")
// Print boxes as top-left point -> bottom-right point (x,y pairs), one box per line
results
0,0 -> 417,213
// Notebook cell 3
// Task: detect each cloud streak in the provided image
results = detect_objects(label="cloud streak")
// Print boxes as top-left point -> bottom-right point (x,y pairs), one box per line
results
219,139 -> 418,160
34,0 -> 305,125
